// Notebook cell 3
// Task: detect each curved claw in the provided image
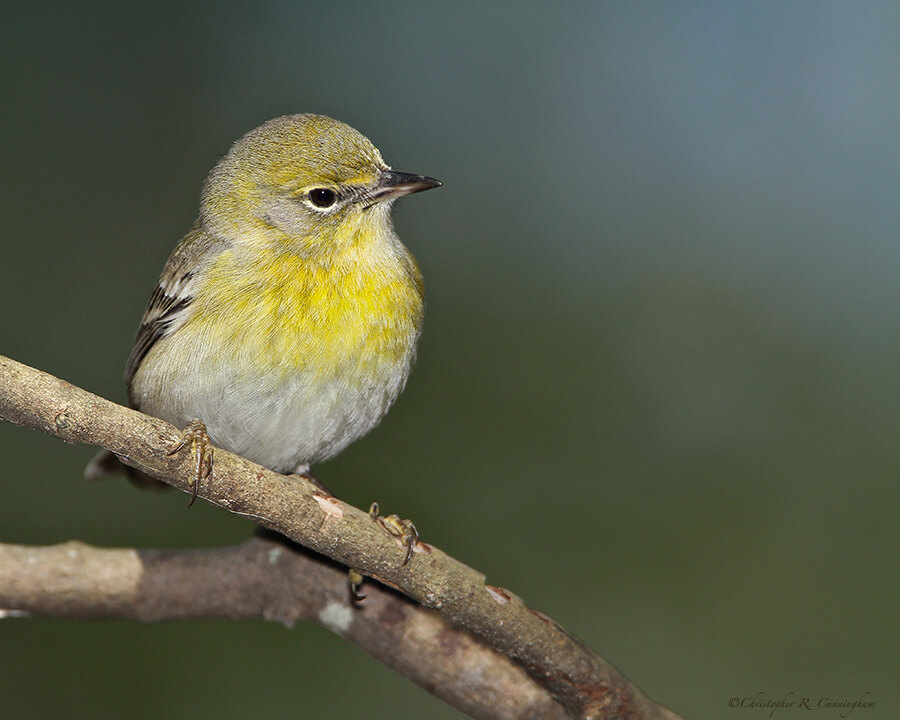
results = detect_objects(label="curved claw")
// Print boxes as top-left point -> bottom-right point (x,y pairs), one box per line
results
368,502 -> 419,567
348,569 -> 366,604
167,419 -> 213,508
402,523 -> 419,566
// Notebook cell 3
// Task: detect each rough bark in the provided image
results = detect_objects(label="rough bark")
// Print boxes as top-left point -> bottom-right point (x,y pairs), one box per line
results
0,354 -> 683,720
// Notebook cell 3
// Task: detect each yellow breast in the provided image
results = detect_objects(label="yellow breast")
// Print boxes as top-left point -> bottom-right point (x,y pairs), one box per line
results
188,236 -> 424,384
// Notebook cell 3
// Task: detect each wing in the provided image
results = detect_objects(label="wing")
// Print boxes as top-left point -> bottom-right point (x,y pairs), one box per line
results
124,221 -> 223,401
124,281 -> 192,390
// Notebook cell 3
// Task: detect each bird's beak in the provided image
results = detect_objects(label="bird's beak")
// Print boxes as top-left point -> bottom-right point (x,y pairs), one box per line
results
371,170 -> 442,201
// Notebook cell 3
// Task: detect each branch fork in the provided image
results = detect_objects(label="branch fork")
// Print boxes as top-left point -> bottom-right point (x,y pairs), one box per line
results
0,354 -> 682,720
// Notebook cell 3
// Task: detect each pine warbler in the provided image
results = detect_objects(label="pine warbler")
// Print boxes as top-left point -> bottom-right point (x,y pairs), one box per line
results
92,114 -> 440,499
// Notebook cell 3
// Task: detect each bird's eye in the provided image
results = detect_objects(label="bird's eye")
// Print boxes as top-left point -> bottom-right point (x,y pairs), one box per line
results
308,188 -> 337,208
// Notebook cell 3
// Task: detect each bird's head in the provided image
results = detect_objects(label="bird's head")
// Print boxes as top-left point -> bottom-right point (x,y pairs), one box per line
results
200,114 -> 440,256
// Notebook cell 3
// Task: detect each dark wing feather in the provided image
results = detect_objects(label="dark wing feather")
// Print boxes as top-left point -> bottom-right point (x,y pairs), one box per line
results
124,283 -> 192,393
123,220 -> 225,405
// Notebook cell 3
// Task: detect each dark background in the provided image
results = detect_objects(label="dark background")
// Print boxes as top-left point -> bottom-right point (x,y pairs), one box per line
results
1,3 -> 897,719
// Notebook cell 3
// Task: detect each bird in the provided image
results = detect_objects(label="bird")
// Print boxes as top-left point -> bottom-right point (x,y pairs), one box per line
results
88,113 -> 440,509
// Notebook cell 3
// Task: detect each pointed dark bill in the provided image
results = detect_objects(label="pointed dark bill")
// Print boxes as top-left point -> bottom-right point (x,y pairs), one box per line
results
372,170 -> 442,201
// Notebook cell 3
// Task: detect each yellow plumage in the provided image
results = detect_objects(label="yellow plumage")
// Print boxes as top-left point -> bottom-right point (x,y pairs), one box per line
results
120,114 -> 439,476
194,233 -> 424,378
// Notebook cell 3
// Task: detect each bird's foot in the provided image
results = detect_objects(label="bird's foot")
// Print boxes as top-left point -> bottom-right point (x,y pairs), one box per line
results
348,568 -> 366,605
167,418 -> 213,508
292,465 -> 333,496
369,502 -> 419,566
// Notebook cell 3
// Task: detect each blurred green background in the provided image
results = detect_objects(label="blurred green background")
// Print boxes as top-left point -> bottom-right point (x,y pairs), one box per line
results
1,2 -> 897,719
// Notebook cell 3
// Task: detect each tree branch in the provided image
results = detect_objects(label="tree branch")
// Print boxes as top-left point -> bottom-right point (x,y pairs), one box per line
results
0,354 -> 682,720
0,533 -> 566,720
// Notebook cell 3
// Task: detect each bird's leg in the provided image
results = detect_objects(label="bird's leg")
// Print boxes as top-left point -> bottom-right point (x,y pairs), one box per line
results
166,418 -> 213,508
346,504 -> 419,605
348,568 -> 366,605
292,464 -> 333,496
369,501 -> 419,566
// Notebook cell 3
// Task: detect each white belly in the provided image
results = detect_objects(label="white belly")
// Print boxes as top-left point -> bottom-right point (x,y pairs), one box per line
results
132,336 -> 415,473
